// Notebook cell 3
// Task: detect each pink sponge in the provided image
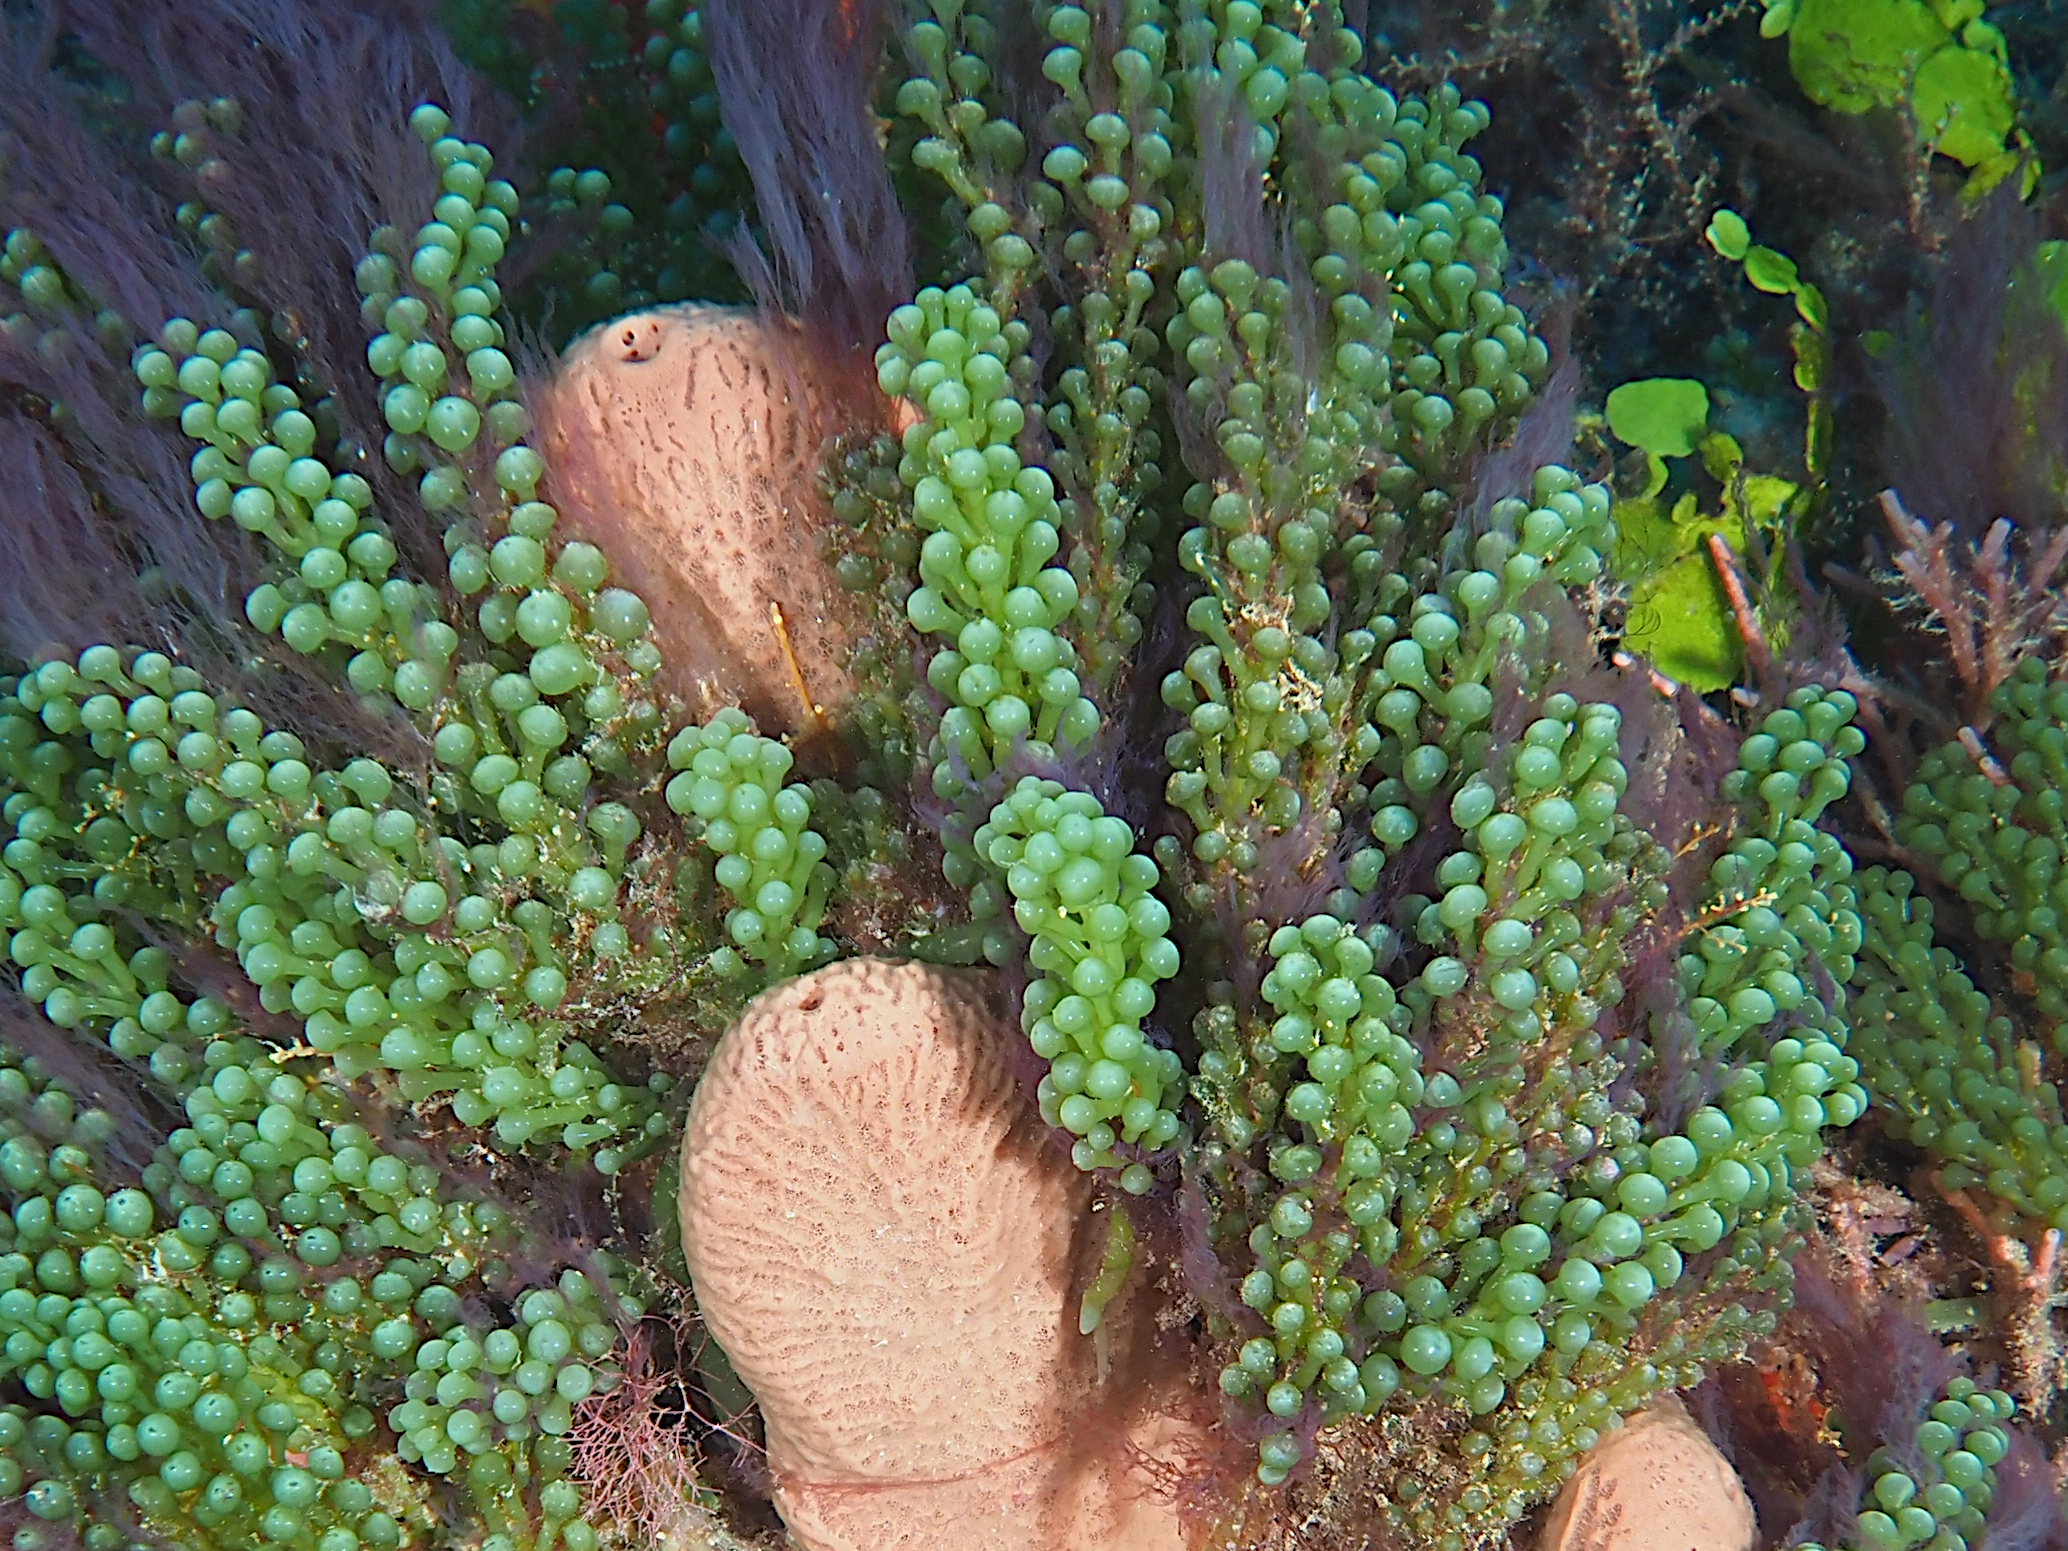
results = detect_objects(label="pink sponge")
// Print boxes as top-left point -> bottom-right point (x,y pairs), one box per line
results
1537,1398 -> 1756,1551
535,305 -> 869,747
678,958 -> 1197,1551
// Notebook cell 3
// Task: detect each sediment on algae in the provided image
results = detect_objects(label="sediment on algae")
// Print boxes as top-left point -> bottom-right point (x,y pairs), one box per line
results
0,2 -> 2061,1550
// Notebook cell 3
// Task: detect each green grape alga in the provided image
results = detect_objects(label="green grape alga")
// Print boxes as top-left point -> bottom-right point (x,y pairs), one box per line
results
0,2 -> 2062,1550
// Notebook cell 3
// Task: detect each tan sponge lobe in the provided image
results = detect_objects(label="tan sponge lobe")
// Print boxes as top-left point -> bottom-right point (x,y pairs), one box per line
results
1537,1397 -> 1757,1551
678,958 -> 1194,1551
535,305 -> 867,743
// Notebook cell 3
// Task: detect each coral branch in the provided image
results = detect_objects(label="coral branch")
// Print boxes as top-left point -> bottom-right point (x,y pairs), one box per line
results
1707,531 -> 1772,681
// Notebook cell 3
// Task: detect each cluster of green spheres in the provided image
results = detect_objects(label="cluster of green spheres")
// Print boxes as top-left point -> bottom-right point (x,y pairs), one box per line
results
663,708 -> 837,980
0,59 -> 815,1547
137,323 -> 432,698
0,649 -> 670,1163
110,102 -> 719,1177
1798,1378 -> 2017,1551
0,1008 -> 625,1551
877,282 -> 1105,788
630,0 -> 742,246
1846,655 -> 2068,1237
1892,652 -> 2068,1032
3,1 -> 2065,1549
1203,689 -> 1865,1493
977,778 -> 1186,1181
857,0 -> 1917,1528
364,108 -> 532,503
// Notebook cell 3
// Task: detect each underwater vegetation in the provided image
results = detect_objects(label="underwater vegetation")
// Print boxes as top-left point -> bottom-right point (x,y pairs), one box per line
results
0,0 -> 2060,1549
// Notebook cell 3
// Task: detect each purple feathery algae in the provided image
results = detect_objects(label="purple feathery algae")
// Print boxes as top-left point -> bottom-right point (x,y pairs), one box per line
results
1870,184 -> 2068,546
705,0 -> 909,354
